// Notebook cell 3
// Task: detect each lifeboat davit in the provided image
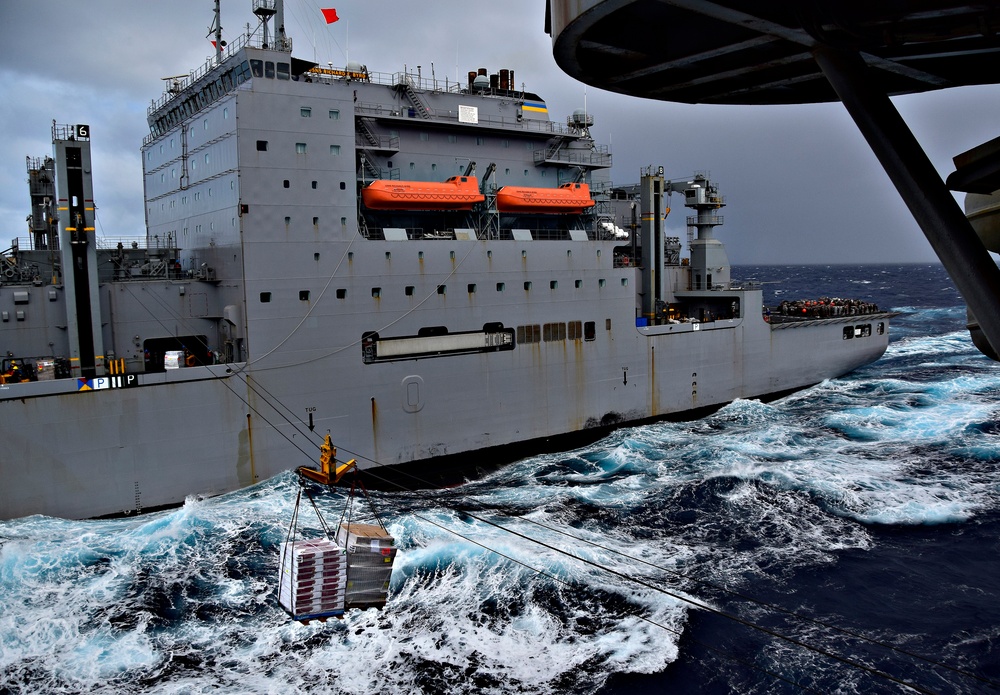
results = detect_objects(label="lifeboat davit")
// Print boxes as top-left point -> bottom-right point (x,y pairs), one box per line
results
362,176 -> 485,210
496,182 -> 595,214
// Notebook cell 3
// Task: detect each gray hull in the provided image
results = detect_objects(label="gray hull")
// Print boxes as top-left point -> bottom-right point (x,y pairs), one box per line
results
1,271 -> 890,519
0,8 -> 892,520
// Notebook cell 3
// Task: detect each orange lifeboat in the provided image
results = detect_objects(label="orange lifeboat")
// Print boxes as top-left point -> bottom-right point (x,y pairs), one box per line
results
496,182 -> 595,214
361,176 -> 485,210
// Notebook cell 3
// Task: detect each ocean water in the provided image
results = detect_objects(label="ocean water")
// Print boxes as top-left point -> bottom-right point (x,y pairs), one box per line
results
2,263 -> 998,694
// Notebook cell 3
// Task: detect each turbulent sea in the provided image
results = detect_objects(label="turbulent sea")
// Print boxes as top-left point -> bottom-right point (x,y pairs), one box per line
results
2,263 -> 999,694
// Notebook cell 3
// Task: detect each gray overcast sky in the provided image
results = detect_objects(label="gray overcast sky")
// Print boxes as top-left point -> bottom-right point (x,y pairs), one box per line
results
1,0 -> 998,264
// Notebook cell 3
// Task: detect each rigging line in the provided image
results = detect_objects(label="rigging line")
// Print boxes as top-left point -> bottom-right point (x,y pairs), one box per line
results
113,278 -> 964,692
120,284 -> 326,464
239,229 -> 360,371
288,0 -> 342,64
110,279 -> 971,690
267,449 -> 840,690
305,455 -> 957,692
201,365 -> 319,462
277,486 -> 303,604
247,233 -> 491,373
94,279 -> 951,694
405,509 -> 821,695
305,488 -> 334,540
173,229 -> 489,378
512,514 -> 1000,690
124,280 -> 362,472
117,277 -> 353,459
119,281 -> 328,450
457,510 -> 935,695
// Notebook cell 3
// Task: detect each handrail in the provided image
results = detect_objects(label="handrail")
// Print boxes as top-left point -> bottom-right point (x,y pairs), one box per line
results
147,31 -> 292,116
354,101 -> 579,137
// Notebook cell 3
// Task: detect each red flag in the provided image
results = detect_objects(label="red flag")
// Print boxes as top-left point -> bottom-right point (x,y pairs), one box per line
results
321,8 -> 339,23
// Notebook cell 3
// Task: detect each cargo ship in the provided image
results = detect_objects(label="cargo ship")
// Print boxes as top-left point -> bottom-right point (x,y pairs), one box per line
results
0,0 -> 893,520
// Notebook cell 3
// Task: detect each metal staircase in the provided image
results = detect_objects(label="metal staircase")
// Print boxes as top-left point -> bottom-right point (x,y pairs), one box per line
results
401,80 -> 431,119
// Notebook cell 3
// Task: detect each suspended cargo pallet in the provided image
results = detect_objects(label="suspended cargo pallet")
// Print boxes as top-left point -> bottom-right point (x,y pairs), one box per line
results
278,436 -> 397,623
278,538 -> 348,621
338,523 -> 397,610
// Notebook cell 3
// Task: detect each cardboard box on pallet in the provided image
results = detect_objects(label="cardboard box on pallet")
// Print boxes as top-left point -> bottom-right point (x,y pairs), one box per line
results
280,583 -> 347,602
346,548 -> 397,567
346,565 -> 392,586
332,524 -> 396,610
281,540 -> 346,565
279,589 -> 346,616
280,591 -> 347,613
337,523 -> 395,553
279,538 -> 348,618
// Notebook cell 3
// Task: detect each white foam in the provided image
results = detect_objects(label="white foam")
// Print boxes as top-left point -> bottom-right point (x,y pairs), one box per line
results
2,329 -> 997,691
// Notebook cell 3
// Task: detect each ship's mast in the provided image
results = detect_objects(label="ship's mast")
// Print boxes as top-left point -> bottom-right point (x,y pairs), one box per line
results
252,0 -> 290,51
208,0 -> 224,62
684,175 -> 730,291
253,0 -> 275,48
52,122 -> 105,380
276,0 -> 288,50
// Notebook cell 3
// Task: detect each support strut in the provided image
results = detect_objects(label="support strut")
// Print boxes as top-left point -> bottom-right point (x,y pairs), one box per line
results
812,46 -> 1000,357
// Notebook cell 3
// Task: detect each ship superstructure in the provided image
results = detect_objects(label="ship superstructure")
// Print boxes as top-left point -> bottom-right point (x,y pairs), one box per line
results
0,1 -> 892,520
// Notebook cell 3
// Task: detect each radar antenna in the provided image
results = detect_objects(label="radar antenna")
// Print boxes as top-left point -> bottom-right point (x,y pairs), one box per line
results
161,75 -> 189,94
